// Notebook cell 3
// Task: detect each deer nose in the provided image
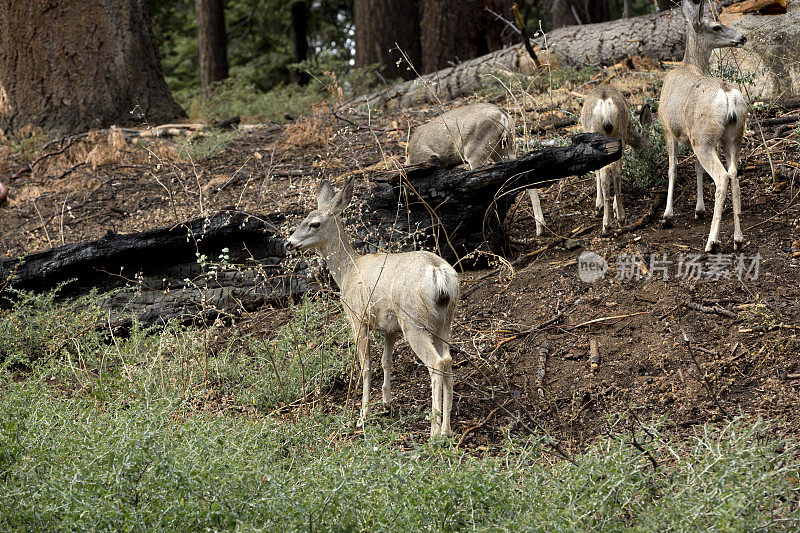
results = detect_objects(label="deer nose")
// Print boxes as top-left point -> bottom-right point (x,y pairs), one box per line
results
737,35 -> 747,46
285,239 -> 297,252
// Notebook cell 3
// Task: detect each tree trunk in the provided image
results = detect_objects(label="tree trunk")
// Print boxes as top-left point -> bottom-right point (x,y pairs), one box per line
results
354,0 -> 421,80
552,0 -> 611,27
0,0 -> 185,134
196,0 -> 229,89
289,1 -> 310,86
349,7 -> 686,110
420,0 -> 515,74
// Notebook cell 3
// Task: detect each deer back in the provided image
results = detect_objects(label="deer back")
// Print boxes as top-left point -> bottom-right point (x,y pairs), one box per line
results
407,102 -> 514,169
340,251 -> 458,335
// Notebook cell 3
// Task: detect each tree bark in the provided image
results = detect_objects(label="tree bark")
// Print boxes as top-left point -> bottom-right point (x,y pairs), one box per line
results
196,0 -> 229,89
359,133 -> 621,262
354,0 -> 421,80
420,0 -> 514,74
289,1 -> 311,86
349,7 -> 686,111
0,0 -> 185,134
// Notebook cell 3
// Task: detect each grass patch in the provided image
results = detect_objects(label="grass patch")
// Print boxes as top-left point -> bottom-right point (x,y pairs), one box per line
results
177,128 -> 244,162
1,291 -> 798,531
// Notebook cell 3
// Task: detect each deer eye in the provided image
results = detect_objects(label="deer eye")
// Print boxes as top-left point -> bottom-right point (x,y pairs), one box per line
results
308,221 -> 321,229
713,26 -> 722,31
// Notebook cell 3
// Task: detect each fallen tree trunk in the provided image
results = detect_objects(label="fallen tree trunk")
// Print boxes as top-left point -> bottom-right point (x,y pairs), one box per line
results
357,133 -> 621,263
0,133 -> 619,324
347,8 -> 686,111
0,210 -> 313,328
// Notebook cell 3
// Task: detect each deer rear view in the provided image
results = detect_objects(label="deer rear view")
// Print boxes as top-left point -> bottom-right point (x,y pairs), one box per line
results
406,102 -> 548,237
580,85 -> 652,235
286,177 -> 459,438
660,0 -> 748,252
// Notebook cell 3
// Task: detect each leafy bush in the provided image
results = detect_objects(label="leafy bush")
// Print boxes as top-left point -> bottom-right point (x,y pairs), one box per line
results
623,117 -> 668,193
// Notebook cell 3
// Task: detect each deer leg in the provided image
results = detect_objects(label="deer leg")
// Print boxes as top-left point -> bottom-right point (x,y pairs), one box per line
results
662,134 -> 678,227
694,144 -> 729,253
433,336 -> 454,437
613,159 -> 625,225
694,158 -> 706,219
527,188 -> 545,237
381,332 -> 397,409
351,322 -> 371,426
600,164 -> 613,236
727,139 -> 743,250
594,170 -> 602,216
402,324 -> 445,437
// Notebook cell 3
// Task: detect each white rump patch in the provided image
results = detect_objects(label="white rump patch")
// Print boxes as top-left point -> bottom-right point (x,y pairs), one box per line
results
714,88 -> 745,124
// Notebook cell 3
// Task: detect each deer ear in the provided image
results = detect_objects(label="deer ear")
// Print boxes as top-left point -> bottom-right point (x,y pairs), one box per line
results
317,180 -> 335,209
681,0 -> 699,23
329,177 -> 355,215
639,104 -> 653,128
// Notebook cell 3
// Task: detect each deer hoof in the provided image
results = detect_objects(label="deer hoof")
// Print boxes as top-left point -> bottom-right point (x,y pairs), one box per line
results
705,241 -> 719,254
733,239 -> 743,252
694,209 -> 706,220
661,217 -> 674,229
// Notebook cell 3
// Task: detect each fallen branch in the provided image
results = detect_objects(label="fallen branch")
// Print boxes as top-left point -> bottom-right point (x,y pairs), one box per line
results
512,2 -> 541,68
739,323 -> 800,333
566,311 -> 650,330
456,399 -> 511,448
684,301 -> 738,319
589,338 -> 601,372
8,136 -> 77,182
613,192 -> 666,236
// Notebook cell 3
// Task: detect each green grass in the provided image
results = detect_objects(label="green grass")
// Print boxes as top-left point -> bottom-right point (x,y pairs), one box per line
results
1,290 -> 799,531
177,128 -> 244,162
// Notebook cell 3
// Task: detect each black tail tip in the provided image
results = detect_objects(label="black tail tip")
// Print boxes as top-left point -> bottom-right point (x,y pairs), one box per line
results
435,291 -> 451,307
603,122 -> 613,134
726,112 -> 738,125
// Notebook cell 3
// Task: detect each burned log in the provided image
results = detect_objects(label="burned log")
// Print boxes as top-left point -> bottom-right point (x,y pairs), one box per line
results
0,210 -> 311,328
356,133 -> 621,263
1,133 -> 619,325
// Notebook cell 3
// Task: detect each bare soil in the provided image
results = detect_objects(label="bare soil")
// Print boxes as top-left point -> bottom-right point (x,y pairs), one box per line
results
2,67 -> 799,451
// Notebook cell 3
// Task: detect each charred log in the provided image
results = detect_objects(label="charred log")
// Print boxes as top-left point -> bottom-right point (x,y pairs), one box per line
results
0,210 -> 311,328
356,133 -> 621,263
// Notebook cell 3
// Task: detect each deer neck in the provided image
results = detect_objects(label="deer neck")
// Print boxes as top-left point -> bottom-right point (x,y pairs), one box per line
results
683,31 -> 712,73
322,217 -> 359,287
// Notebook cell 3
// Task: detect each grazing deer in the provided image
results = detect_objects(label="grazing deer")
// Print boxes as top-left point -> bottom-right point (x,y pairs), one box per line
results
580,85 -> 652,235
406,102 -> 548,237
286,177 -> 459,438
660,0 -> 748,252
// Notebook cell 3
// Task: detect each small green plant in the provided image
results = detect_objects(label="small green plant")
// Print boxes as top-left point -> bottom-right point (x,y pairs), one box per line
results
623,119 -> 669,193
177,128 -> 243,162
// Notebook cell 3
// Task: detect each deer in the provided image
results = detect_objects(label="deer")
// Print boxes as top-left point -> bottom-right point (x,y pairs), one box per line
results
660,0 -> 748,252
406,102 -> 548,237
285,177 -> 459,438
580,85 -> 652,235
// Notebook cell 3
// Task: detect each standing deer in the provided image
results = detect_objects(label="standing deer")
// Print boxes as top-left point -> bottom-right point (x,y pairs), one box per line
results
660,0 -> 748,252
406,102 -> 548,237
580,85 -> 652,235
286,177 -> 459,438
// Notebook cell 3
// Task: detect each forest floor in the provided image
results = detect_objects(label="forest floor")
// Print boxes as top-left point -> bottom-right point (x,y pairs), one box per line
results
2,63 -> 800,452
